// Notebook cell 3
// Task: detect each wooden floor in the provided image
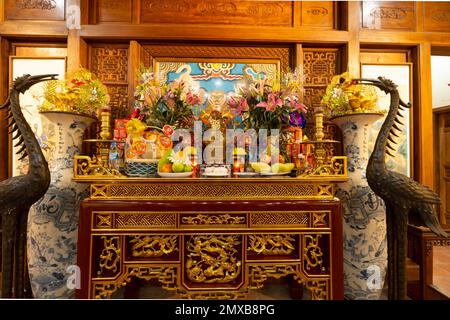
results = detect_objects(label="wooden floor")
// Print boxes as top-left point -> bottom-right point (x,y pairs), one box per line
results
433,246 -> 450,297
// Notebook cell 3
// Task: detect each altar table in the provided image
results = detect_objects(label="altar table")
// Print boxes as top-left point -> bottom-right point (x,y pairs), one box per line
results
75,177 -> 344,299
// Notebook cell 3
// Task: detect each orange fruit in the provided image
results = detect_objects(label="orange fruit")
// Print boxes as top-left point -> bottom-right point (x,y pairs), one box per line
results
279,155 -> 285,164
161,164 -> 173,173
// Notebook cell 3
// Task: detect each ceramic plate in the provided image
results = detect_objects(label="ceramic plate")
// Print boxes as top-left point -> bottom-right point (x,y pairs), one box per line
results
158,172 -> 193,178
233,172 -> 257,177
203,173 -> 229,177
259,172 -> 291,176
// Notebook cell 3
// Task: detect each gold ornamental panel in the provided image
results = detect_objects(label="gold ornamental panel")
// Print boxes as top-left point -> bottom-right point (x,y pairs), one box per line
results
304,235 -> 324,271
248,265 -> 297,289
89,182 -> 336,200
247,234 -> 297,255
177,291 -> 247,300
250,211 -> 309,228
92,212 -> 177,230
181,213 -> 246,226
115,212 -> 176,229
185,235 -> 242,285
129,235 -> 179,258
92,265 -> 178,299
97,236 -> 121,277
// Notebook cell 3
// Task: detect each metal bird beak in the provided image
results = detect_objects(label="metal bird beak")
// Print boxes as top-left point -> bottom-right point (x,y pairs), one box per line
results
352,78 -> 384,88
26,74 -> 58,86
353,78 -> 411,109
15,74 -> 58,93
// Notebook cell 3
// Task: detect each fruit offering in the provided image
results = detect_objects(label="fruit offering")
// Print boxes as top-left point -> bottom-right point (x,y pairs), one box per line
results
251,162 -> 295,174
157,148 -> 194,174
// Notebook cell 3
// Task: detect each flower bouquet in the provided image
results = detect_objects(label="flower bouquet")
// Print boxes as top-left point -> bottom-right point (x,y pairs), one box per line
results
228,69 -> 307,131
227,68 -> 308,164
133,65 -> 202,129
321,72 -> 381,118
39,68 -> 110,117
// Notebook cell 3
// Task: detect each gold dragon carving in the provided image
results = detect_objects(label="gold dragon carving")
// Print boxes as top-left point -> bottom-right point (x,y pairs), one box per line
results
248,234 -> 296,255
129,235 -> 178,257
186,235 -> 242,283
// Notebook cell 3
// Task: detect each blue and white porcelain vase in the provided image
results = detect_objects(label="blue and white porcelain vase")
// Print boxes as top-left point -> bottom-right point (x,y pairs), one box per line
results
331,113 -> 387,300
27,111 -> 96,298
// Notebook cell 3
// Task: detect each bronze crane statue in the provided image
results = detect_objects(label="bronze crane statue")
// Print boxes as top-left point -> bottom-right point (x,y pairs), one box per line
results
0,74 -> 56,297
353,77 -> 448,300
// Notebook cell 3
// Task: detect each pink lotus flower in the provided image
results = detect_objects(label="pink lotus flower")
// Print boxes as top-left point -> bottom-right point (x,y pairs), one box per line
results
256,93 -> 283,111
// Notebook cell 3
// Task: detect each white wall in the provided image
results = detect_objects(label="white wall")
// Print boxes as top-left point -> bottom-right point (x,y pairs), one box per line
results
431,55 -> 450,108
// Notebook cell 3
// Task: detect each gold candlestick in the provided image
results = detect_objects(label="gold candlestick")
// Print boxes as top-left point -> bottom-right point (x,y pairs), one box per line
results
314,108 -> 326,166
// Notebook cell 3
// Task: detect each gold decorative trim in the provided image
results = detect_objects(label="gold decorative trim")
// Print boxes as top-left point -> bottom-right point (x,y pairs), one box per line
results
304,235 -> 324,271
248,265 -> 297,289
116,213 -> 176,229
89,182 -> 335,200
298,156 -> 347,177
312,212 -> 329,228
74,155 -> 126,179
185,235 -> 242,284
97,236 -> 121,276
250,212 -> 309,227
177,291 -> 247,300
93,265 -> 177,299
248,234 -> 296,255
129,235 -> 178,258
95,213 -> 112,228
181,214 -> 245,225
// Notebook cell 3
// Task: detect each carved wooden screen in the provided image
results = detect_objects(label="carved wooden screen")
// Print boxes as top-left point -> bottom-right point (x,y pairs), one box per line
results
303,48 -> 340,115
302,48 -> 341,152
89,44 -> 130,120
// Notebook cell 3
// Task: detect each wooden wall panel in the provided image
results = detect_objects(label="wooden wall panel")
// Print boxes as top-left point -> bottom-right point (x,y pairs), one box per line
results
5,0 -> 65,21
361,1 -> 416,31
140,0 -> 293,27
301,1 -> 335,29
360,51 -> 408,64
423,2 -> 450,33
302,48 -> 340,113
89,45 -> 130,119
96,0 -> 132,23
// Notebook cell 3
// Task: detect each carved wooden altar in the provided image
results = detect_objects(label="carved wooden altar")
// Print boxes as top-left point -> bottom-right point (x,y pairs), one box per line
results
75,177 -> 344,300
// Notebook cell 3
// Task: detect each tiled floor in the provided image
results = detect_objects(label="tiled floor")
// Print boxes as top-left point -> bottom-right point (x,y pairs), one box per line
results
432,246 -> 450,297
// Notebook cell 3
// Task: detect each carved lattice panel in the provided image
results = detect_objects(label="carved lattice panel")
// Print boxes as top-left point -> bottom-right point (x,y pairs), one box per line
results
303,49 -> 339,86
90,46 -> 129,84
107,85 -> 129,120
89,45 -> 130,122
140,45 -> 292,74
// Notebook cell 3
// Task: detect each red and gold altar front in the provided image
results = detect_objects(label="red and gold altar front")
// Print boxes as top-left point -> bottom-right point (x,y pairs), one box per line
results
74,163 -> 346,300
